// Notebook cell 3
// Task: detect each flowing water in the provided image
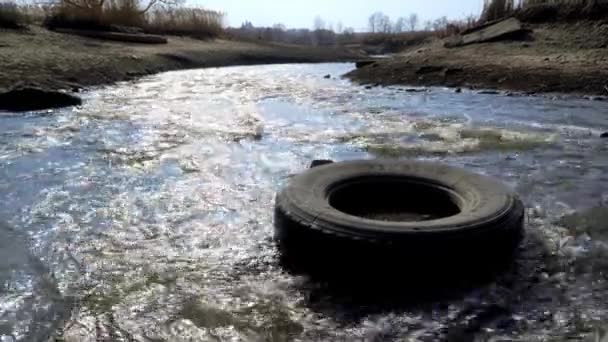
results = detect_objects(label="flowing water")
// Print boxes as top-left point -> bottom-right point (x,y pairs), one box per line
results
1,63 -> 608,341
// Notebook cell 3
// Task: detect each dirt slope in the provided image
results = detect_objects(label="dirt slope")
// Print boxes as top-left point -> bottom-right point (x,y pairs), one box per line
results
0,26 -> 361,92
347,21 -> 608,95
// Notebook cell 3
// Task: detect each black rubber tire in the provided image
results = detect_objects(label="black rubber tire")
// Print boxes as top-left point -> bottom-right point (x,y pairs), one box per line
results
274,160 -> 525,280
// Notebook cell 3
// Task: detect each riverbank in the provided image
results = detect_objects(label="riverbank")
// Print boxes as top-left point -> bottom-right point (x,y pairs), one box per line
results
0,26 -> 361,93
3,22 -> 608,100
346,21 -> 608,96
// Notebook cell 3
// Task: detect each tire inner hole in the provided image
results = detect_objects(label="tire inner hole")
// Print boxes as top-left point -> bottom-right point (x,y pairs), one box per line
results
328,177 -> 462,222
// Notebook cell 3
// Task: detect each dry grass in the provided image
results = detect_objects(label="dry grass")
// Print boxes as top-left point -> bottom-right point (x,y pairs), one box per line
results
144,6 -> 223,39
45,0 -> 146,31
482,0 -> 516,22
482,0 -> 608,22
44,0 -> 224,38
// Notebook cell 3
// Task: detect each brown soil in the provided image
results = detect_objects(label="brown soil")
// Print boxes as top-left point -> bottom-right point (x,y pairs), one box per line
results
0,26 -> 361,93
346,21 -> 608,96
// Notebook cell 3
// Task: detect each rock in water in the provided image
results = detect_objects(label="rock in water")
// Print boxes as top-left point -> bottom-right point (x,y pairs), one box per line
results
324,74 -> 331,79
0,87 -> 82,112
601,132 -> 608,138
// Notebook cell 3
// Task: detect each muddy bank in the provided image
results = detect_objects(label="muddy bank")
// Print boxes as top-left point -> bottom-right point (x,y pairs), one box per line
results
346,21 -> 608,95
0,26 -> 361,94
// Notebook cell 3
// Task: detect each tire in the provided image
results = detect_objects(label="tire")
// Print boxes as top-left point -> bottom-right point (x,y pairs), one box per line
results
274,160 -> 525,282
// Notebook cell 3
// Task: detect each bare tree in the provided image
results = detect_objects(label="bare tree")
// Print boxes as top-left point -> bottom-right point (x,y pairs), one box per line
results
368,12 -> 378,32
423,20 -> 433,31
407,13 -> 418,31
336,21 -> 343,34
369,11 -> 391,33
273,23 -> 286,31
313,15 -> 325,31
481,0 -> 514,22
394,17 -> 406,32
270,23 -> 286,42
381,15 -> 392,33
57,0 -> 183,16
432,16 -> 448,31
138,0 -> 183,14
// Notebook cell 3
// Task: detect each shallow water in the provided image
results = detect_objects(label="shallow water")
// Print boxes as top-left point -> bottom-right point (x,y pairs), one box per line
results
1,63 -> 608,341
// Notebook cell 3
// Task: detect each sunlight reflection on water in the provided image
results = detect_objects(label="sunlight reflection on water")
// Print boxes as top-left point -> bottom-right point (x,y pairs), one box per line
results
0,63 -> 608,341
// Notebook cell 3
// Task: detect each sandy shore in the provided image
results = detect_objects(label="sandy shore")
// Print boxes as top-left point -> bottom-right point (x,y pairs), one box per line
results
0,26 -> 361,93
346,22 -> 608,96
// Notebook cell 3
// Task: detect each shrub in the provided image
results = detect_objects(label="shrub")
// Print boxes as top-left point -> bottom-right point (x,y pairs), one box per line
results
44,0 -> 145,31
0,2 -> 27,29
144,6 -> 224,39
44,0 -> 224,38
358,31 -> 433,51
481,0 -> 516,22
481,0 -> 608,23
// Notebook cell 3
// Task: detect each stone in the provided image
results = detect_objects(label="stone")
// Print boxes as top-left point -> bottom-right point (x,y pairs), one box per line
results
324,74 -> 331,79
455,88 -> 462,93
445,18 -> 529,48
0,87 -> 82,112
601,132 -> 608,138
355,60 -> 376,68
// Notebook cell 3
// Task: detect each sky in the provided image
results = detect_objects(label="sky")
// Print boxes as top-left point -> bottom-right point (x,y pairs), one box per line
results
198,0 -> 484,31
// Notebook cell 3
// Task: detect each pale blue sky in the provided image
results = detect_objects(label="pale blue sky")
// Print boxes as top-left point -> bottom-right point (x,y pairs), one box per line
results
199,0 -> 484,30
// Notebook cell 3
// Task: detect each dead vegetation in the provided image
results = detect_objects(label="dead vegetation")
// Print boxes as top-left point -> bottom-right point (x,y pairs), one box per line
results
0,2 -> 28,28
482,0 -> 608,23
10,0 -> 227,38
144,6 -> 223,39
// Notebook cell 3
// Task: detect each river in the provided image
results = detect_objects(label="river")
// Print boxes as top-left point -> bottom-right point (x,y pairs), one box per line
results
1,63 -> 608,341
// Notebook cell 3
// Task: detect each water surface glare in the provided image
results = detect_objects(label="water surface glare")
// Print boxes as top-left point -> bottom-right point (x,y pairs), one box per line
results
1,63 -> 608,341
